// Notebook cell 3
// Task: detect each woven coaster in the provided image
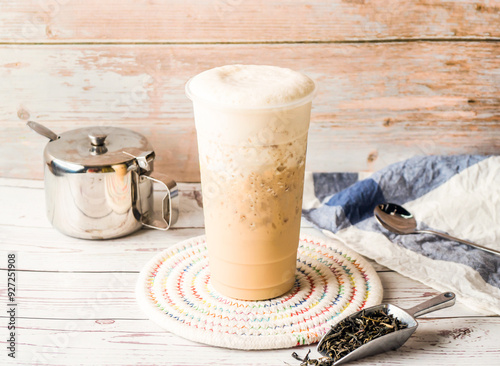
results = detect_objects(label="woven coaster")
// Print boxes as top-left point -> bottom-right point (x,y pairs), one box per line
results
136,234 -> 383,350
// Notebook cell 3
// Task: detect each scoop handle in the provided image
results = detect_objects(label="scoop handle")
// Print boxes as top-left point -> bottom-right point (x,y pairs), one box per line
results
405,292 -> 456,318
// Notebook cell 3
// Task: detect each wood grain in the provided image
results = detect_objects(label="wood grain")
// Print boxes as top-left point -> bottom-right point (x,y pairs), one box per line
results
9,318 -> 500,366
2,0 -> 499,43
1,178 -> 498,365
2,42 -> 499,181
0,181 -> 483,320
0,270 -> 480,319
0,179 -> 320,272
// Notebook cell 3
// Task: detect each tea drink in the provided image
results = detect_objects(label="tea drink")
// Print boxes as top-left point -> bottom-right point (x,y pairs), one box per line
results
186,65 -> 315,300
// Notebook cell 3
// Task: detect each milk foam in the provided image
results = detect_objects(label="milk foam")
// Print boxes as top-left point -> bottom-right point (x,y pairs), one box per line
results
187,65 -> 315,108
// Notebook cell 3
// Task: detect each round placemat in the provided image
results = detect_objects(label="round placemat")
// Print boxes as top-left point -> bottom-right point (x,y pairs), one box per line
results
136,234 -> 383,350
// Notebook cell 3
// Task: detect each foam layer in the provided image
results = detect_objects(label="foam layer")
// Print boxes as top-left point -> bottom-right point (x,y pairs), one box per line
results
187,65 -> 315,108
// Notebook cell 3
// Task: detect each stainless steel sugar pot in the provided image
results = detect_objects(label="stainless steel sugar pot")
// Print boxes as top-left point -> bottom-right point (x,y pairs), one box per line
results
28,121 -> 178,239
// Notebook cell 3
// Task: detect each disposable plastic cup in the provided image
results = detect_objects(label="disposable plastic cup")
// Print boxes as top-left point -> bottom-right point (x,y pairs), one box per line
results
186,68 -> 315,300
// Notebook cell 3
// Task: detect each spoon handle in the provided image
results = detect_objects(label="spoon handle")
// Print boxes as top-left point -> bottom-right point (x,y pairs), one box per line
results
406,292 -> 456,318
418,229 -> 500,256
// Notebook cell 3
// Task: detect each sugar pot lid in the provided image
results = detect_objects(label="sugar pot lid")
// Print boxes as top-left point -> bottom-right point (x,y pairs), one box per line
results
44,125 -> 154,170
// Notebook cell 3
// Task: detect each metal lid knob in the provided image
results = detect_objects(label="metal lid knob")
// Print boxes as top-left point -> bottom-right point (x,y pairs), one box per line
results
89,133 -> 107,146
89,132 -> 108,155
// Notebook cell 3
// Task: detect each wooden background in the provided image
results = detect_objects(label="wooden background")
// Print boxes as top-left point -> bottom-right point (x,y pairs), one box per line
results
1,0 -> 499,182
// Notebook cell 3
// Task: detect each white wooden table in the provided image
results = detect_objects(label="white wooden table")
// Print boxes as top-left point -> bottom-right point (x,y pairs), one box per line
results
1,177 -> 498,365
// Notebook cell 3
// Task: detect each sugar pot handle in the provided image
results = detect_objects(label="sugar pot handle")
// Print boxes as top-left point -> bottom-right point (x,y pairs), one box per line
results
140,172 -> 179,230
123,149 -> 179,231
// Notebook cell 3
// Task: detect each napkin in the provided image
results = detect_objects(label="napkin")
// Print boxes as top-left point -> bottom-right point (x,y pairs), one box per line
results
302,155 -> 500,315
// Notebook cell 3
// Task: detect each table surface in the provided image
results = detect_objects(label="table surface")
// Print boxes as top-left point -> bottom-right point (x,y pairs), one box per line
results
1,177 -> 498,366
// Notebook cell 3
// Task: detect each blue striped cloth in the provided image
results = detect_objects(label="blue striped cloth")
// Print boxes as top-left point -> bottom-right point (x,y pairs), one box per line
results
302,155 -> 500,314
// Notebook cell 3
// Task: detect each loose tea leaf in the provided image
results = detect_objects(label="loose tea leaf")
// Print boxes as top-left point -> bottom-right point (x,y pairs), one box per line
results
291,308 -> 408,365
291,350 -> 333,366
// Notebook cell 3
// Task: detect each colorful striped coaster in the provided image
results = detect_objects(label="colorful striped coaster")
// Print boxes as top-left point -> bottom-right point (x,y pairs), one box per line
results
136,234 -> 383,350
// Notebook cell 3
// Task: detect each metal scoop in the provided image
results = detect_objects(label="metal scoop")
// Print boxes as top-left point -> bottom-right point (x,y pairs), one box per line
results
317,292 -> 456,365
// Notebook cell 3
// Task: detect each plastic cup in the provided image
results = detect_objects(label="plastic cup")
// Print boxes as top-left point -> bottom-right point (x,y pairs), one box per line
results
186,67 -> 315,300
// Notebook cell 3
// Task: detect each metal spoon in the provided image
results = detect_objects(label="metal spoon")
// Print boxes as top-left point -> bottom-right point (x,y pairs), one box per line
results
27,121 -> 60,141
374,203 -> 500,256
317,292 -> 456,365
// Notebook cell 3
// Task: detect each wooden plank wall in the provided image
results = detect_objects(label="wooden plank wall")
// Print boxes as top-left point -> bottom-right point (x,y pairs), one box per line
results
1,0 -> 499,182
